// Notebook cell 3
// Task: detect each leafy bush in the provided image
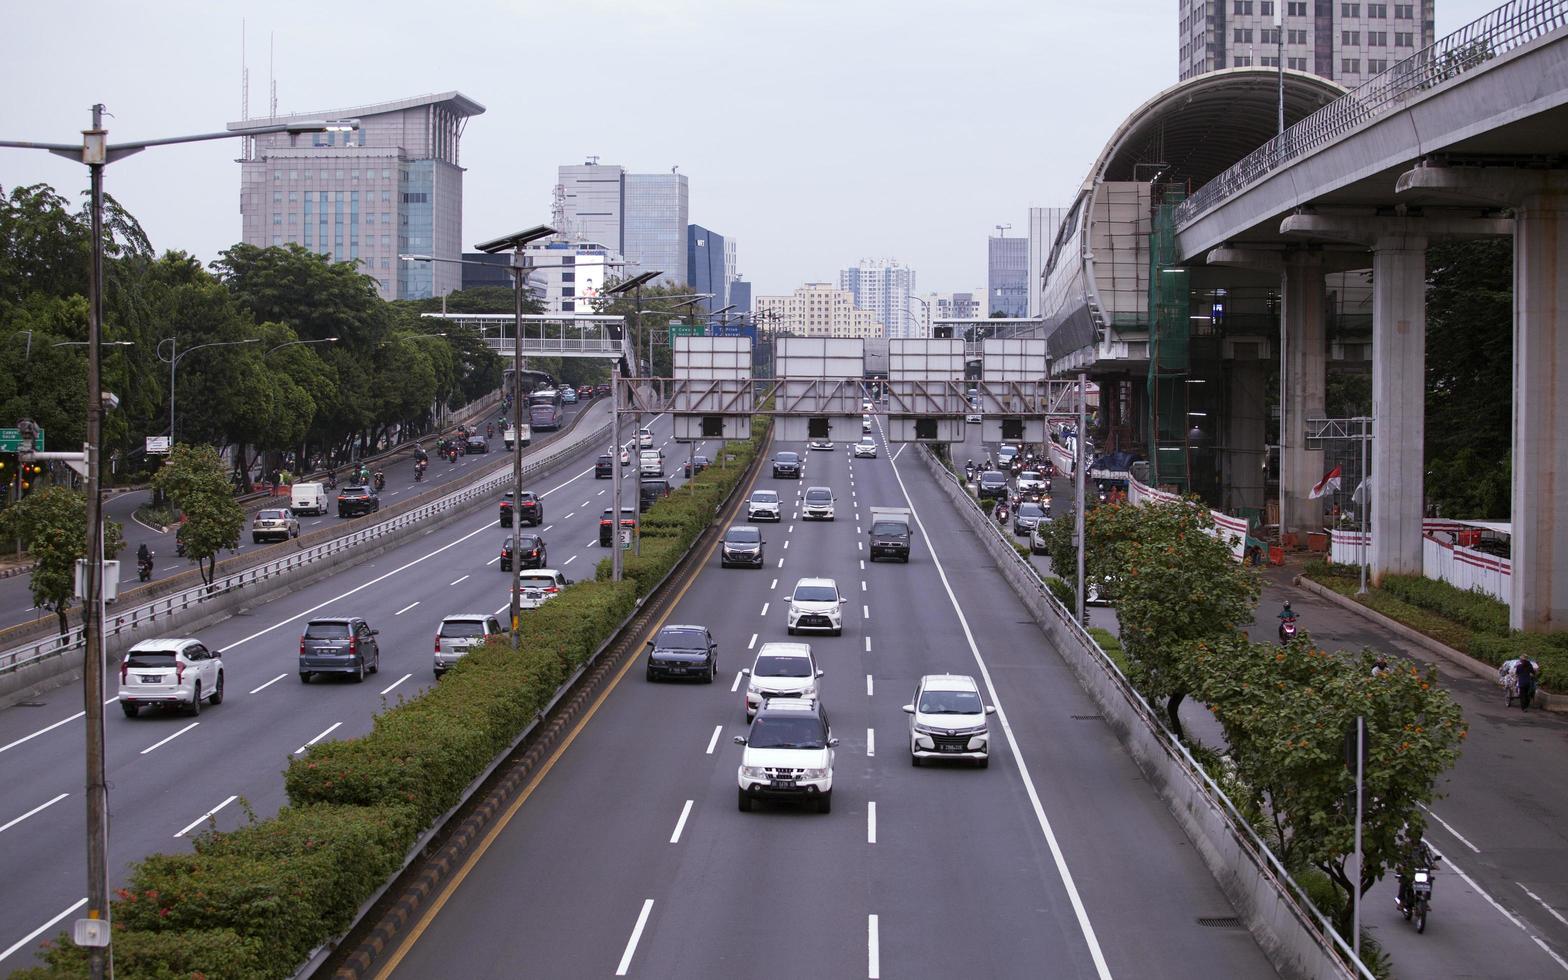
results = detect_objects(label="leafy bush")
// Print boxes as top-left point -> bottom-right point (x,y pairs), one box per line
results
1087,626 -> 1128,674
12,927 -> 271,980
1045,575 -> 1076,610
1379,574 -> 1510,636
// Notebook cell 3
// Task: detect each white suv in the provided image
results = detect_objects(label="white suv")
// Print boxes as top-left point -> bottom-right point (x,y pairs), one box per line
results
639,449 -> 664,477
742,642 -> 822,720
734,698 -> 838,813
747,490 -> 782,522
118,638 -> 224,717
787,577 -> 846,635
853,437 -> 878,459
434,613 -> 505,677
903,673 -> 995,767
802,486 -> 835,521
515,569 -> 571,609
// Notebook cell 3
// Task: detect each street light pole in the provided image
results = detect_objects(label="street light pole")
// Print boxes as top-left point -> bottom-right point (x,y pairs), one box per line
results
156,337 -> 261,443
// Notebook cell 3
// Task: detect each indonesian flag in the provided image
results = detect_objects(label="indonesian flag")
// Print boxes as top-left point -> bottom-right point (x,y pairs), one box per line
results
1309,466 -> 1343,499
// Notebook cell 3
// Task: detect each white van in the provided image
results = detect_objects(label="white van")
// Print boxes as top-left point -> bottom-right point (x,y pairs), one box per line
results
291,482 -> 327,516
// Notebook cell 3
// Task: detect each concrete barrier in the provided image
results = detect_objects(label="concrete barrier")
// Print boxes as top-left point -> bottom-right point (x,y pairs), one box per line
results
915,446 -> 1368,980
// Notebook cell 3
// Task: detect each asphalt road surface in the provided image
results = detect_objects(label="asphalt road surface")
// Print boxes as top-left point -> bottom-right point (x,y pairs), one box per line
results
0,408 -> 706,972
372,419 -> 1275,980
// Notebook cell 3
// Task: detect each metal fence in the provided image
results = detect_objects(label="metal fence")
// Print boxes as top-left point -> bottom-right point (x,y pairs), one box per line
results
1176,0 -> 1568,224
0,417 -> 612,677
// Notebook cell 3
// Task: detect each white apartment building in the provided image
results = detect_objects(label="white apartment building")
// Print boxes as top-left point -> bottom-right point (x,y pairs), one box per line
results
839,258 -> 917,339
756,283 -> 884,339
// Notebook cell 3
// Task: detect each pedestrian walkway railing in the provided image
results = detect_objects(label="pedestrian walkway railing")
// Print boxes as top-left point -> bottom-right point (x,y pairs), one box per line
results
1176,0 -> 1568,224
0,410 -> 612,677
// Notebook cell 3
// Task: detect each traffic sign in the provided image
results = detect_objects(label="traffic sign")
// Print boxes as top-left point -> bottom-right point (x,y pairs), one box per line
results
0,427 -> 44,453
669,324 -> 705,345
145,436 -> 171,455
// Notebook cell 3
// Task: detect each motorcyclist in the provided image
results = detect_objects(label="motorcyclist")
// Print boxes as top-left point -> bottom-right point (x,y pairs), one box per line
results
1394,838 -> 1437,913
486,422 -> 495,439
137,542 -> 153,578
373,470 -> 385,492
1277,601 -> 1299,643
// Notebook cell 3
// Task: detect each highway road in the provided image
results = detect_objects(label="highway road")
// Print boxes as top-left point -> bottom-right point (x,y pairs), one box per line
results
372,421 -> 1276,979
0,406 -> 709,973
0,401 -> 597,633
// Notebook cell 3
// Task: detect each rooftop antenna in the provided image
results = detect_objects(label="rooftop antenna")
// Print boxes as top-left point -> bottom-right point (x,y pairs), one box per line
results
994,223 -> 1012,238
268,32 -> 277,119
671,164 -> 679,174
240,19 -> 250,122
586,154 -> 599,165
551,183 -> 573,241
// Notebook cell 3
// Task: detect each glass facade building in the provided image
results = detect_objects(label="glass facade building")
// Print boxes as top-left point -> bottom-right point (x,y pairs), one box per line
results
687,224 -> 729,315
624,173 -> 689,287
987,236 -> 1030,318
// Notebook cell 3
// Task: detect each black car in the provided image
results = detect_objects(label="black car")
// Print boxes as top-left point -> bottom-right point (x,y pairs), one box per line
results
976,471 -> 1009,500
499,491 -> 543,528
720,525 -> 765,568
298,617 -> 380,683
336,485 -> 380,518
1012,502 -> 1048,536
638,478 -> 670,512
465,436 -> 489,454
501,533 -> 547,571
683,454 -> 711,477
594,454 -> 615,479
600,507 -> 638,547
645,624 -> 718,682
772,451 -> 803,478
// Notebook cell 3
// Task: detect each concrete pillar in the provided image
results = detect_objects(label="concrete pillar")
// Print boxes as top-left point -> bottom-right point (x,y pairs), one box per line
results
1226,360 -> 1268,513
1281,252 -> 1327,543
1368,236 -> 1428,579
1512,191 -> 1568,631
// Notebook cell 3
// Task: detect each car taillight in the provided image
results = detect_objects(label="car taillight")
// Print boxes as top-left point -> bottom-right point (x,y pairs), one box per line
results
545,586 -> 559,594
434,634 -> 441,653
119,663 -> 127,684
175,662 -> 185,684
299,638 -> 306,656
350,637 -> 359,654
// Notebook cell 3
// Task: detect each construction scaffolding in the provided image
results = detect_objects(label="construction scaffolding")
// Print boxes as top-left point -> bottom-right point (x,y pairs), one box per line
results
1147,187 -> 1191,491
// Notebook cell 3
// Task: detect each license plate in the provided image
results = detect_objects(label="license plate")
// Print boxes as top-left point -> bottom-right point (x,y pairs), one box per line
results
940,744 -> 963,753
770,779 -> 796,789
141,675 -> 160,683
668,667 -> 687,674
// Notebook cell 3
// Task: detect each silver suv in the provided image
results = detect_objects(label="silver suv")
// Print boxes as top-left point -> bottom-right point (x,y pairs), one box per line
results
251,507 -> 300,544
118,638 -> 224,717
434,613 -> 505,677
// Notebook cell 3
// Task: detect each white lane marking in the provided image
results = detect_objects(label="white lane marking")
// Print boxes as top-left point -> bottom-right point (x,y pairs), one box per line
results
1427,842 -> 1568,972
0,898 -> 87,965
783,540 -> 790,549
789,524 -> 794,533
868,914 -> 881,979
861,580 -> 867,591
730,671 -> 744,693
868,801 -> 878,843
866,674 -> 874,696
450,575 -> 470,586
380,673 -> 413,697
249,673 -> 288,695
615,899 -> 655,976
1520,883 -> 1568,928
395,601 -> 420,616
0,792 -> 69,834
770,578 -> 778,590
760,602 -> 770,616
494,602 -> 509,617
174,794 -> 238,838
669,800 -> 694,844
486,556 -> 501,566
863,604 -> 870,619
867,728 -> 876,757
215,465 -> 594,656
865,636 -> 872,653
581,499 -> 591,507
860,560 -> 865,571
748,633 -> 757,650
886,447 -> 1112,979
587,539 -> 598,548
706,724 -> 723,753
858,541 -> 863,551
0,711 -> 85,756
565,555 -> 578,566
777,558 -> 784,568
1420,803 -> 1480,853
541,524 -> 554,533
295,721 -> 343,755
891,445 -> 905,462
140,721 -> 200,755
565,512 -> 576,520
599,489 -> 606,495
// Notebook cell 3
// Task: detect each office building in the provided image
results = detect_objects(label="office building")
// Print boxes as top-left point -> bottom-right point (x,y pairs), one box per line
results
460,239 -> 622,313
1027,207 -> 1070,318
687,225 -> 730,315
555,161 -> 626,251
756,284 -> 883,339
459,253 -> 512,290
624,172 -> 689,287
839,258 -> 917,339
729,279 -> 752,314
987,235 -> 1030,318
232,91 -> 483,301
1178,0 -> 1435,89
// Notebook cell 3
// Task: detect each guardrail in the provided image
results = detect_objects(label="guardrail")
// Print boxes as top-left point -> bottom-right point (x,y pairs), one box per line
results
1176,0 -> 1568,224
917,447 -> 1370,980
0,410 -> 613,678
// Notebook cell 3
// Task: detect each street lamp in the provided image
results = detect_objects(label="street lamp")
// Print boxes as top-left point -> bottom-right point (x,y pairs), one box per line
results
263,336 -> 338,357
155,337 -> 261,443
0,106 -> 353,978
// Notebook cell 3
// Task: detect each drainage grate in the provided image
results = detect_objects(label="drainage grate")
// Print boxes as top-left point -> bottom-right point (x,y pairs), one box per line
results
1197,916 -> 1244,929
1070,714 -> 1103,721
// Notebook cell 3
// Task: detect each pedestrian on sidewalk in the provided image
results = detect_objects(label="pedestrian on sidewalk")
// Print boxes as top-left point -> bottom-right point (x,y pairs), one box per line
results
1515,654 -> 1540,711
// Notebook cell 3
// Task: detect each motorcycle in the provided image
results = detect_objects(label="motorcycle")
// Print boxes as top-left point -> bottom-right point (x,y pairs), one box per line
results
373,472 -> 386,493
486,423 -> 495,439
994,502 -> 1011,525
1395,852 -> 1441,933
447,447 -> 459,464
964,463 -> 976,483
137,553 -> 154,582
1279,616 -> 1299,644
414,460 -> 427,482
324,471 -> 337,491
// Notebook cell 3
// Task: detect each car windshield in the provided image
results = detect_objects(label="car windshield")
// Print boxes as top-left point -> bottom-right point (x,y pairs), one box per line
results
342,486 -> 369,494
1019,504 -> 1044,517
125,651 -> 177,668
775,453 -> 799,462
257,510 -> 287,520
793,585 -> 838,603
919,689 -> 984,714
440,621 -> 487,638
751,491 -> 778,503
598,455 -> 612,463
979,472 -> 1006,484
519,575 -> 555,589
805,490 -> 831,502
305,622 -> 350,639
657,629 -> 707,651
754,655 -> 812,677
860,438 -> 875,445
1020,471 -> 1041,481
748,715 -> 827,750
726,528 -> 761,543
511,536 -> 540,548
872,521 -> 905,536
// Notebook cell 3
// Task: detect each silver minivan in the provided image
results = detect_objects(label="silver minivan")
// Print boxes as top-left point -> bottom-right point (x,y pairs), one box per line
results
434,613 -> 505,677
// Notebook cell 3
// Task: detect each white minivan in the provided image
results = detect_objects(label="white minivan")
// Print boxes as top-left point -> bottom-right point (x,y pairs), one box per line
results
291,481 -> 327,516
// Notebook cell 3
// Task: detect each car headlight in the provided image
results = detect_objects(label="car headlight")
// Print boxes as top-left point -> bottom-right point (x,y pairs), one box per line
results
740,766 -> 768,779
912,722 -> 942,736
801,768 -> 830,779
747,683 -> 763,695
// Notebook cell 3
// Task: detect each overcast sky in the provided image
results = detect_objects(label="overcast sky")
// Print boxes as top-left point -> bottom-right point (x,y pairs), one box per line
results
1,0 -> 1499,298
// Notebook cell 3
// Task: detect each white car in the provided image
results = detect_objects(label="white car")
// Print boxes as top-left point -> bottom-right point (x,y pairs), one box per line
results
807,439 -> 834,451
903,673 -> 994,767
853,437 -> 878,459
638,427 -> 654,448
802,486 -> 836,521
735,697 -> 838,813
997,444 -> 1020,467
787,577 -> 846,635
1016,470 -> 1047,495
514,569 -> 571,609
747,490 -> 782,522
639,449 -> 664,477
863,415 -> 873,432
118,637 -> 224,717
434,613 -> 505,677
741,642 -> 822,719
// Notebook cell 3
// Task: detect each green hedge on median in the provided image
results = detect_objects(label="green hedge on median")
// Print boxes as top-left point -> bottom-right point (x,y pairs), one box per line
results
13,419 -> 769,979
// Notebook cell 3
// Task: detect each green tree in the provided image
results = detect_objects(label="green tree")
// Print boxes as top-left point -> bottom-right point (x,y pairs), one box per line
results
1188,635 -> 1465,935
152,444 -> 243,586
0,486 -> 126,636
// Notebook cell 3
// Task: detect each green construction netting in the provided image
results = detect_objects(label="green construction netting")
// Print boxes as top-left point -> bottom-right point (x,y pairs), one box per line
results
1148,190 -> 1190,491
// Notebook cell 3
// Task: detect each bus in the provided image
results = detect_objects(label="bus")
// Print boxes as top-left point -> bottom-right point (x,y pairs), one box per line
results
528,389 -> 565,431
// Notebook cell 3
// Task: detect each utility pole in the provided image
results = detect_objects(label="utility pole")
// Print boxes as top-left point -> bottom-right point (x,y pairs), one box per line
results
1276,3 -> 1285,135
509,248 -> 527,641
1074,371 -> 1088,624
611,362 -> 624,581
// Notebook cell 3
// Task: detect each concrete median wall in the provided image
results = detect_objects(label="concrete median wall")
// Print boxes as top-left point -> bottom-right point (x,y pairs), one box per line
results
914,446 -> 1364,980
